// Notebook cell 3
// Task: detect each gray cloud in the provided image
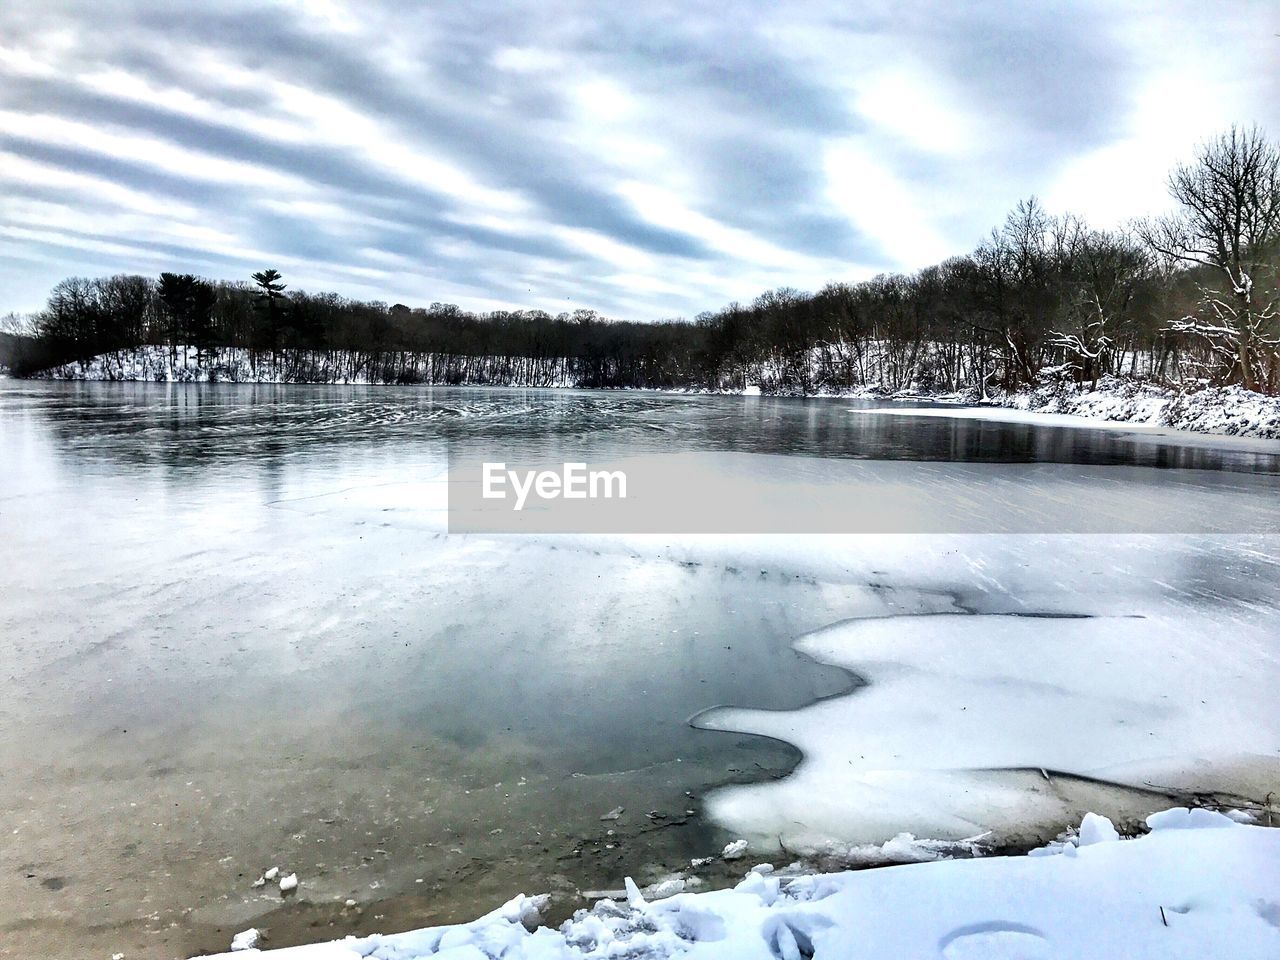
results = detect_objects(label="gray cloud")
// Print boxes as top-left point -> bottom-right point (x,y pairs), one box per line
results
1,0 -> 1277,319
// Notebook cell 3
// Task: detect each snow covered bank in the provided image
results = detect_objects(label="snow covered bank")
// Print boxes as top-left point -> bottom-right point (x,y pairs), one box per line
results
209,808 -> 1280,959
978,376 -> 1280,439
33,344 -> 582,387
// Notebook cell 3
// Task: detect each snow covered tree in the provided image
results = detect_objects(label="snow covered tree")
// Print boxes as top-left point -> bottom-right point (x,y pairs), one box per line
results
1140,126 -> 1280,392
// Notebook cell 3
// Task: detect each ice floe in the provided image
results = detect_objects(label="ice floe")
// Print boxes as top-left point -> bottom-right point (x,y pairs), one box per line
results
696,610 -> 1280,849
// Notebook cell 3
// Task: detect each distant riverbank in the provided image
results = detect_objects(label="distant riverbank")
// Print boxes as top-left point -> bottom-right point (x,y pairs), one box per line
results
24,344 -> 1280,440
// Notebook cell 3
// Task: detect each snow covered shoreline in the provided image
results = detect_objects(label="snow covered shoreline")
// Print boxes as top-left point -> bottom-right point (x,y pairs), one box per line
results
831,375 -> 1280,440
210,807 -> 1279,959
29,346 -> 1280,440
972,376 -> 1280,440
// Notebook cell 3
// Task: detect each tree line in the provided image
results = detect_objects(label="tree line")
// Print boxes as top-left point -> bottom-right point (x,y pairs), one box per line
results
5,125 -> 1278,394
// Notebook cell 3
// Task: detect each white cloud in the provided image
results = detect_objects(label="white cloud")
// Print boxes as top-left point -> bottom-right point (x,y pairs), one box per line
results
1,0 -> 1277,319
823,140 -> 953,269
0,110 -> 312,192
1042,3 -> 1280,227
0,151 -> 202,220
492,47 -> 564,74
855,63 -> 978,156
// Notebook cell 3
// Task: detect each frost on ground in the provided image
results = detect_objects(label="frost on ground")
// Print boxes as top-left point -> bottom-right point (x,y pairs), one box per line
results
210,809 -> 1280,959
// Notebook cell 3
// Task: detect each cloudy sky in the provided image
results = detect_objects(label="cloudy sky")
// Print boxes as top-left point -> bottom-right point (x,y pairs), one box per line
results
1,1 -> 1277,321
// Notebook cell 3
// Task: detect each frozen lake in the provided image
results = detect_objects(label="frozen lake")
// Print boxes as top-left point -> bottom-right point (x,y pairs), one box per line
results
2,381 -> 1279,958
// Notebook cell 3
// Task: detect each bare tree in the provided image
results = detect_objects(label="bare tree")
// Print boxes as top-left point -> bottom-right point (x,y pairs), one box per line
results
0,312 -> 34,336
1140,126 -> 1280,391
1049,228 -> 1151,387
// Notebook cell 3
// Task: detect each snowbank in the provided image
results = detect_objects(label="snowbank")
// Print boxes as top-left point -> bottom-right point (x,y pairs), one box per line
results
983,375 -> 1280,439
853,378 -> 1280,440
208,808 -> 1280,959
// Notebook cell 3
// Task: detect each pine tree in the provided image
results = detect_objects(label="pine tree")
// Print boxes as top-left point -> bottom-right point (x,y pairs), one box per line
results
251,269 -> 287,359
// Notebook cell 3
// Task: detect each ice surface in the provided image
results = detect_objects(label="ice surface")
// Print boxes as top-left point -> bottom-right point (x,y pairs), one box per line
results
4,383 -> 1279,956
207,811 -> 1280,959
37,349 -> 1280,440
854,403 -> 1280,450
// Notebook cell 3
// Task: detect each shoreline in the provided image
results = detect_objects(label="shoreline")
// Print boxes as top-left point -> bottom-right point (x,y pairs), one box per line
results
203,805 -> 1279,959
18,345 -> 1280,441
190,785 -> 1278,958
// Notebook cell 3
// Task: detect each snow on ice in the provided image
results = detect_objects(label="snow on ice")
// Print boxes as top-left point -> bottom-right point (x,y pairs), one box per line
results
208,808 -> 1280,959
696,610 -> 1280,850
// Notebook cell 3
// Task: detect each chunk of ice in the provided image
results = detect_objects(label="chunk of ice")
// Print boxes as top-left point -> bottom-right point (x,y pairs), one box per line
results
229,928 -> 259,951
721,839 -> 748,860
